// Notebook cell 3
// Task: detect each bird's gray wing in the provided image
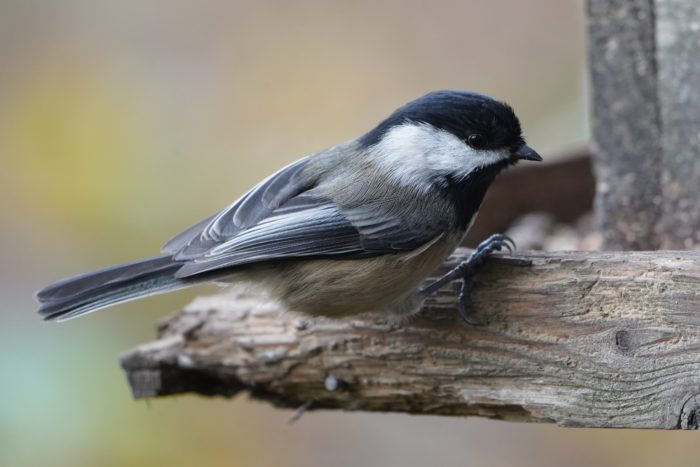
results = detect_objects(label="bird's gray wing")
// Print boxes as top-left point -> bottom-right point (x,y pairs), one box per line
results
164,158 -> 445,279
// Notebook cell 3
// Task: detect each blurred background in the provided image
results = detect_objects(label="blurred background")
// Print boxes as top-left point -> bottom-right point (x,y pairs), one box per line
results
1,1 -> 696,466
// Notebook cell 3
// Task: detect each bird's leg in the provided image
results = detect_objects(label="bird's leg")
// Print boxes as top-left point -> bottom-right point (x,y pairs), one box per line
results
420,234 -> 515,325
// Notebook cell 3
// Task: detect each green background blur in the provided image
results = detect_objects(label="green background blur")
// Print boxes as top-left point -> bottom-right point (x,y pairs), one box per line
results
1,1 -> 696,466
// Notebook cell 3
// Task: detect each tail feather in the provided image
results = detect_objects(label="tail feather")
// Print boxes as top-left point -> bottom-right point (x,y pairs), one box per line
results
36,255 -> 177,302
36,255 -> 195,322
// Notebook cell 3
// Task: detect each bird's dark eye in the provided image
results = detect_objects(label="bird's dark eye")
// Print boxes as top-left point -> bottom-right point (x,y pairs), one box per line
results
467,134 -> 484,149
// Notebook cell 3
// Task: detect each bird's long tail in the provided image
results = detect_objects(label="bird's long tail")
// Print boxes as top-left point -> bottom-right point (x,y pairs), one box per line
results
35,255 -> 199,322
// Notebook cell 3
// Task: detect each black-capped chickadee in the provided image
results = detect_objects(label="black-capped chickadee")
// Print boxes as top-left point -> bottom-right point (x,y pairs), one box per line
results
36,90 -> 542,323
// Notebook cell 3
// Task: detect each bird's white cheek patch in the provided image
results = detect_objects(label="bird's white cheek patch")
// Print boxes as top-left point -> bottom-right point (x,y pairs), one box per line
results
373,123 -> 509,185
455,149 -> 509,176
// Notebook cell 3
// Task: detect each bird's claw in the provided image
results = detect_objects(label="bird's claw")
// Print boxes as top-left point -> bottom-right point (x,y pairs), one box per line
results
421,233 -> 516,325
472,233 -> 516,257
457,276 -> 482,326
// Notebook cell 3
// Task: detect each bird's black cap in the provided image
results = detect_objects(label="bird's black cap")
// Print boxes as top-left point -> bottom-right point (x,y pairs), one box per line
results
360,90 -> 525,152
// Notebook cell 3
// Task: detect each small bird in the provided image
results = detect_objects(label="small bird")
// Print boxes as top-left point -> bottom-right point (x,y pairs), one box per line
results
35,90 -> 541,323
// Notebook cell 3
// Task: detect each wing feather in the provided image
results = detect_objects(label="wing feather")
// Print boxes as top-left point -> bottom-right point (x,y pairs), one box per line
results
161,214 -> 216,255
171,157 -> 311,259
174,200 -> 368,277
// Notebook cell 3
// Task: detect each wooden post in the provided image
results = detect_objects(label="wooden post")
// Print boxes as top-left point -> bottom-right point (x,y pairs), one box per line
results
121,249 -> 700,429
587,0 -> 700,249
655,0 -> 700,248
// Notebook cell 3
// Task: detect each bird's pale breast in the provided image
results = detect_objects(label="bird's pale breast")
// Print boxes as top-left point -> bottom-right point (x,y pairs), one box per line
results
249,232 -> 462,318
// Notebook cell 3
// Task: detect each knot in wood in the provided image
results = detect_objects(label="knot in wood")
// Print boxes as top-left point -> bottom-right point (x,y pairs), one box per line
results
615,330 -> 631,351
679,394 -> 700,429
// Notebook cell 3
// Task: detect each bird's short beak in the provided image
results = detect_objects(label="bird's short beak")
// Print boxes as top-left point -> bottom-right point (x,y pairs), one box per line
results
512,144 -> 543,162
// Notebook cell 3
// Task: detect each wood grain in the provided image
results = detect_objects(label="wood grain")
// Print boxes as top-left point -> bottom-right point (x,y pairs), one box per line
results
120,249 -> 700,429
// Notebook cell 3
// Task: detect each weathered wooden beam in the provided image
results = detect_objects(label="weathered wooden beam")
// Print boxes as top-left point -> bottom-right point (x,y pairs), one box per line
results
121,248 -> 700,429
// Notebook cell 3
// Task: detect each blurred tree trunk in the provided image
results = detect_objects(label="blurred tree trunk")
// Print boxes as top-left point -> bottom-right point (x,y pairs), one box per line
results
587,0 -> 700,250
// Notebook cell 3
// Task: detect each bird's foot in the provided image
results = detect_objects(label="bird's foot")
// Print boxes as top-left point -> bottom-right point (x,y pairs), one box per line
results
420,234 -> 515,325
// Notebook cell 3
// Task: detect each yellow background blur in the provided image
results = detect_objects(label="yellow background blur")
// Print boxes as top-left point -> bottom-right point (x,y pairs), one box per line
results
1,1 -> 696,466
